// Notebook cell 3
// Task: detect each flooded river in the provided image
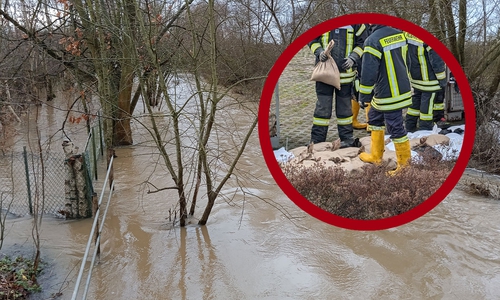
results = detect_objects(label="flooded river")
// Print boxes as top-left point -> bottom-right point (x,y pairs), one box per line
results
1,88 -> 500,299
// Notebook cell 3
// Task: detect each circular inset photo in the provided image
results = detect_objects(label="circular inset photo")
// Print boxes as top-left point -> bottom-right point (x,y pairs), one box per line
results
259,13 -> 475,231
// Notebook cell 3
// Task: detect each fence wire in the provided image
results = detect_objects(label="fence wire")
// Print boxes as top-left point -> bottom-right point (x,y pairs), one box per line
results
0,150 -> 66,216
0,118 -> 103,217
269,47 -> 370,150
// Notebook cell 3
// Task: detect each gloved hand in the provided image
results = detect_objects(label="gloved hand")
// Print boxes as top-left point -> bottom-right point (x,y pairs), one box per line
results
319,51 -> 328,62
439,79 -> 447,88
342,57 -> 355,70
314,48 -> 329,62
359,99 -> 368,109
358,93 -> 371,109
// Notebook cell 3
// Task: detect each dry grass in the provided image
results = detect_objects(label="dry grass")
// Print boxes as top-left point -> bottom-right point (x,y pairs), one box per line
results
282,152 -> 455,220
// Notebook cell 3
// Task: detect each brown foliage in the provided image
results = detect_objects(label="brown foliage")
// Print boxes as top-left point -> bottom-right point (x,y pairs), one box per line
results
282,154 -> 454,220
469,91 -> 500,174
470,125 -> 500,174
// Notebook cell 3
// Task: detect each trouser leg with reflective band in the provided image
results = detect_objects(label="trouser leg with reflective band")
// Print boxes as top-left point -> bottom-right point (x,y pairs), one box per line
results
419,91 -> 436,130
335,84 -> 354,142
311,81 -> 334,143
433,87 -> 445,122
405,90 -> 421,132
369,107 -> 407,144
383,109 -> 407,141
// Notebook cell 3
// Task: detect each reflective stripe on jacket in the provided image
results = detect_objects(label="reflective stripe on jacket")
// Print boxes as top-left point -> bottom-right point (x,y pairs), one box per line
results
359,25 -> 412,112
308,24 -> 368,84
405,32 -> 446,92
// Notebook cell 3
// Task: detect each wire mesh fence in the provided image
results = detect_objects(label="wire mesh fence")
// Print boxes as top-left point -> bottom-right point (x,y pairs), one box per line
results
0,149 -> 66,216
269,47 -> 371,151
83,117 -> 105,182
0,117 -> 104,217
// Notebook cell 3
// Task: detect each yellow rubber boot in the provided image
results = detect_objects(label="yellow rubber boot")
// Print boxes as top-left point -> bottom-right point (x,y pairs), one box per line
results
388,139 -> 411,176
359,129 -> 385,164
365,103 -> 371,132
351,99 -> 367,129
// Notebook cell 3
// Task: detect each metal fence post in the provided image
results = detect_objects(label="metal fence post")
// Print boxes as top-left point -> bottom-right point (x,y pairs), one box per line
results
22,146 -> 33,215
82,155 -> 94,218
92,127 -> 98,180
275,81 -> 280,139
98,111 -> 104,156
271,81 -> 280,149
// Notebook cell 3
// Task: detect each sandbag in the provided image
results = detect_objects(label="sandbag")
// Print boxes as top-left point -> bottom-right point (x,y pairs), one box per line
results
310,40 -> 341,89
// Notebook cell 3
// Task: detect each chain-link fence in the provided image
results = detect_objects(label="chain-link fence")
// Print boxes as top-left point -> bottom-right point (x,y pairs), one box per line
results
83,115 -> 105,182
0,149 -> 66,216
270,47 -> 370,151
0,116 -> 104,217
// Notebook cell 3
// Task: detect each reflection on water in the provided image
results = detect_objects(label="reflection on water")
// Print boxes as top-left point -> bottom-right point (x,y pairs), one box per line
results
1,90 -> 500,299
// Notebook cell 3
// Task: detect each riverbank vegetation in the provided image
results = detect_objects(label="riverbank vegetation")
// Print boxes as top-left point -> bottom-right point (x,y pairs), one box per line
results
283,151 -> 455,219
0,256 -> 41,299
469,90 -> 500,174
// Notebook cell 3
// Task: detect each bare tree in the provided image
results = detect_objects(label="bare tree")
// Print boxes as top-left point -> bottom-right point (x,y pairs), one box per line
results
132,0 -> 261,226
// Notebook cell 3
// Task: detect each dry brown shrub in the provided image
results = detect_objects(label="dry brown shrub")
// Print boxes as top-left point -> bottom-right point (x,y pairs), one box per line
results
470,124 -> 500,174
282,154 -> 454,220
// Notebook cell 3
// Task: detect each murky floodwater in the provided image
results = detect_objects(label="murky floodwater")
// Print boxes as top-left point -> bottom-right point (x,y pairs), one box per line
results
2,85 -> 500,299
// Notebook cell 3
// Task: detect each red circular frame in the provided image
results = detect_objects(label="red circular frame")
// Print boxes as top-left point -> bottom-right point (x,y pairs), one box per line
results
258,13 -> 476,231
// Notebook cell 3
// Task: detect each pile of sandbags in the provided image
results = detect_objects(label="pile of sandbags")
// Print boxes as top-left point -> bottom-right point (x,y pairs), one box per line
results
276,131 -> 459,173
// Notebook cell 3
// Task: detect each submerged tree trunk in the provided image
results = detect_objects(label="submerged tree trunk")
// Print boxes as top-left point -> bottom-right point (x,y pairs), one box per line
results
114,72 -> 134,146
198,191 -> 217,226
179,191 -> 188,227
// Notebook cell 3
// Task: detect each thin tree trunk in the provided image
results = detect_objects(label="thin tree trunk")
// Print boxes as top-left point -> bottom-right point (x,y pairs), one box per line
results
457,0 -> 467,65
487,66 -> 500,98
428,0 -> 443,40
114,72 -> 134,146
198,191 -> 217,226
189,160 -> 202,216
442,0 -> 458,60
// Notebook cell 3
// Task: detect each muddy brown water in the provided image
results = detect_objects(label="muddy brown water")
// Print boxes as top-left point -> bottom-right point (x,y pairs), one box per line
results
2,87 -> 500,299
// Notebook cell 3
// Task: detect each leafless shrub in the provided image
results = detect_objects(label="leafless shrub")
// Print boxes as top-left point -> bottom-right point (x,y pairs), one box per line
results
462,177 -> 500,200
470,124 -> 500,174
282,155 -> 454,220
468,88 -> 500,174
464,181 -> 491,197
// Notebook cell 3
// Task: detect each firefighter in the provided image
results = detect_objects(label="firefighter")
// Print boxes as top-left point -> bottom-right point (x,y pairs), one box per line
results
405,32 -> 447,131
358,24 -> 412,175
308,24 -> 369,147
